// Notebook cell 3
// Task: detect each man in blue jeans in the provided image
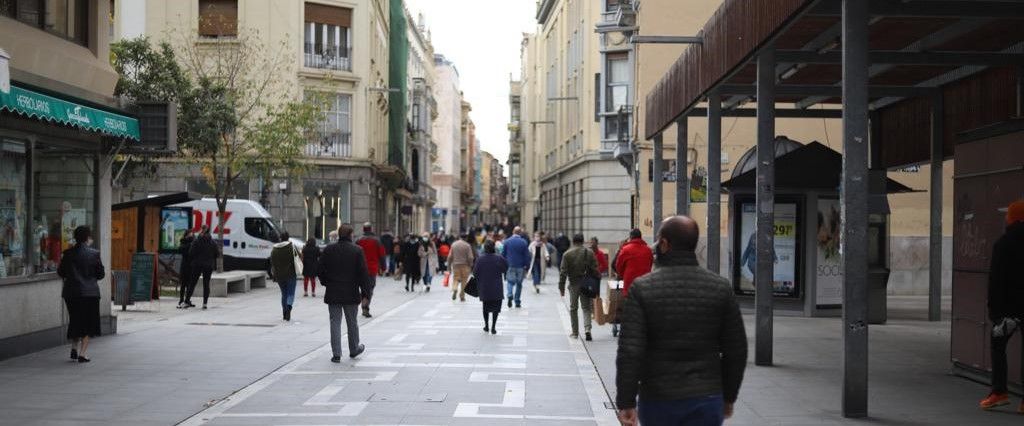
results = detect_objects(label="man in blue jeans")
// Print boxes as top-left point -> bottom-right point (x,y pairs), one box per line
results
502,227 -> 531,308
616,216 -> 747,426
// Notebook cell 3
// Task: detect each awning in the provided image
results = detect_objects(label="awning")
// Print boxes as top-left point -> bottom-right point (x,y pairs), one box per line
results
0,84 -> 141,140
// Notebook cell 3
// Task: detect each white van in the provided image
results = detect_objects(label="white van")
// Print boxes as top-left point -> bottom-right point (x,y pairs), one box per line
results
171,198 -> 300,271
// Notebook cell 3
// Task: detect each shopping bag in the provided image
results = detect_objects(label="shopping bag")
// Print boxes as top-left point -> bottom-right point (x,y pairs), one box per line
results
464,275 -> 479,297
593,296 -> 609,325
443,271 -> 451,287
292,246 -> 303,277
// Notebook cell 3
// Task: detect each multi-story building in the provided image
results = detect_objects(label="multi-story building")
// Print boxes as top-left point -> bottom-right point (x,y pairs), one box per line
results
402,9 -> 436,234
520,0 -> 632,246
430,54 -> 463,234
459,101 -> 480,229
480,151 -> 494,225
1,0 -> 141,358
506,78 -> 523,227
610,0 -> 955,294
114,0 -> 392,243
489,154 -> 509,227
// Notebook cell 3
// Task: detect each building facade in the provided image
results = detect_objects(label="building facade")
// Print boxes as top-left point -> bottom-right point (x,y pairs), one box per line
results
1,0 -> 128,359
520,0 -> 632,246
430,54 -> 463,234
506,78 -> 523,227
403,9 -> 436,234
114,0 -> 395,242
617,0 -> 955,294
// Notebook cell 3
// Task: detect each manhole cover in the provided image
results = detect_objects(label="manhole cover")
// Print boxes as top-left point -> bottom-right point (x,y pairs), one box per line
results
368,393 -> 447,402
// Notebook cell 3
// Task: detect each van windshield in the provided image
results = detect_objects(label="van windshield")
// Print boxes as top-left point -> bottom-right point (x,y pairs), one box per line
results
244,218 -> 281,242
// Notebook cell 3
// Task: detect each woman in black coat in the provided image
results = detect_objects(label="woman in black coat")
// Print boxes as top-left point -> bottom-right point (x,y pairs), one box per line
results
177,231 -> 194,309
473,240 -> 508,334
402,236 -> 422,292
187,226 -> 218,309
57,226 -> 105,363
302,238 -> 321,297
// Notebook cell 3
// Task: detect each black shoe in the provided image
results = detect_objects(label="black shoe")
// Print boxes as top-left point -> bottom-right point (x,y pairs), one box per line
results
202,304 -> 207,310
507,299 -> 513,308
491,328 -> 497,335
362,310 -> 372,318
70,349 -> 78,360
186,302 -> 196,308
515,304 -> 521,309
425,286 -> 430,292
284,305 -> 292,321
483,325 -> 489,332
349,344 -> 365,359
330,356 -> 341,363
77,356 -> 91,363
452,292 -> 457,300
585,332 -> 592,341
535,286 -> 540,294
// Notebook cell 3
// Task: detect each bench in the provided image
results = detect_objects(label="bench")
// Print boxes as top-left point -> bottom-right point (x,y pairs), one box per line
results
243,271 -> 268,289
209,271 -> 250,297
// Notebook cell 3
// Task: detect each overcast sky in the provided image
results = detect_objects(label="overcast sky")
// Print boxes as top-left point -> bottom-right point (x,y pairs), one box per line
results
405,0 -> 536,165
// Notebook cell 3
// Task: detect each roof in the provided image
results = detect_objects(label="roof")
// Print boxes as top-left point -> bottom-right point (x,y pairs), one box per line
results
721,141 -> 916,194
112,192 -> 199,210
645,0 -> 1024,168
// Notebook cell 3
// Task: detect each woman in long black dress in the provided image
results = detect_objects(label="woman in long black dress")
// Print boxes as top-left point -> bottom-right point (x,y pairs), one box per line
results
473,240 -> 508,334
57,226 -> 105,363
302,238 -> 321,297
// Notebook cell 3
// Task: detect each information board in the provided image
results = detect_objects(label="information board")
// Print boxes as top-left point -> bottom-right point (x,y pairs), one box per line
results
737,203 -> 799,297
130,252 -> 156,302
159,207 -> 192,254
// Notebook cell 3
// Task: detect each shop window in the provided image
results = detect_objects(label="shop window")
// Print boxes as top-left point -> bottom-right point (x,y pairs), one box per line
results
1,0 -> 90,46
33,144 -> 95,273
302,181 -> 351,242
198,0 -> 237,38
0,139 -> 28,278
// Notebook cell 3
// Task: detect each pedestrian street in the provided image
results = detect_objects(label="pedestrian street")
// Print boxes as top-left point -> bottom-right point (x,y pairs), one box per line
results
180,274 -> 618,426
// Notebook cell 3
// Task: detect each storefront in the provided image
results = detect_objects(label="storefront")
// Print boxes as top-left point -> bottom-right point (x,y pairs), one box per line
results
0,82 -> 140,359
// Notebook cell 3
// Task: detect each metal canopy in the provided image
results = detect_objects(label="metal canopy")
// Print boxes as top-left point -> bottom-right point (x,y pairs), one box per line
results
644,0 -> 1024,169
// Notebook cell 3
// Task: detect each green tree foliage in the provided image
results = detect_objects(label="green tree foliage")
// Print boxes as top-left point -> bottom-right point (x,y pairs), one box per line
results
111,33 -> 328,267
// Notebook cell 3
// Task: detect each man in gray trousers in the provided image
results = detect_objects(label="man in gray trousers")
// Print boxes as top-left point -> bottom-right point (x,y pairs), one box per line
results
317,224 -> 371,363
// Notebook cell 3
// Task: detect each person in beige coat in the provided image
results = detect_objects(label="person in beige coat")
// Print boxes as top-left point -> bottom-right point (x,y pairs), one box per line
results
526,232 -> 550,294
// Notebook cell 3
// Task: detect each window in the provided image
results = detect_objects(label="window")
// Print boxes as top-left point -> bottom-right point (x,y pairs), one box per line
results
304,3 -> 352,71
244,217 -> 280,243
411,103 -> 421,132
0,140 -> 28,278
307,92 -> 352,158
607,52 -> 630,111
1,0 -> 90,45
33,143 -> 96,273
198,0 -> 237,38
606,0 -> 619,11
303,181 -> 351,242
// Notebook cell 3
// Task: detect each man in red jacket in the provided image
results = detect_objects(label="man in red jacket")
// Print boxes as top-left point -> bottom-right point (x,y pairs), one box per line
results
614,229 -> 654,297
356,222 -> 386,318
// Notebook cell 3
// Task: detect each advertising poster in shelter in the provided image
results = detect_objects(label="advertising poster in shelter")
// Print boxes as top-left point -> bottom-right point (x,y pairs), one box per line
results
816,198 -> 843,307
159,207 -> 192,253
738,203 -> 798,297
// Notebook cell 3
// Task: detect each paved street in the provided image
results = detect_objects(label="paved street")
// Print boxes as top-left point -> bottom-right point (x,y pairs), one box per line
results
0,270 -> 1018,426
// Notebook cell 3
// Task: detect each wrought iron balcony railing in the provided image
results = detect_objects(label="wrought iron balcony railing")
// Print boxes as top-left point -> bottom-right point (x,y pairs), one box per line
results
303,44 -> 352,71
306,131 -> 352,158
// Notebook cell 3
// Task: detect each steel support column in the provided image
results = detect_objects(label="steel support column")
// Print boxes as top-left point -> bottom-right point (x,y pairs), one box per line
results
928,93 -> 944,322
755,46 -> 776,367
707,92 -> 722,275
653,133 -> 664,239
841,0 -> 870,418
676,118 -> 690,216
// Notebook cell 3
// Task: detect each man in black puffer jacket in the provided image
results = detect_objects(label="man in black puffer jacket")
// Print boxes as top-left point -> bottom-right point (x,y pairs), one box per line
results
616,215 -> 747,426
318,224 -> 371,363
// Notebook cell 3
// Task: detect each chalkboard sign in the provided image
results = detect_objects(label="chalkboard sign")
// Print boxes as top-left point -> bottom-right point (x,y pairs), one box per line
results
130,252 -> 157,302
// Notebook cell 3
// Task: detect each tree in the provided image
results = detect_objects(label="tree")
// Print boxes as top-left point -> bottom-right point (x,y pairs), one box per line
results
112,31 -> 327,270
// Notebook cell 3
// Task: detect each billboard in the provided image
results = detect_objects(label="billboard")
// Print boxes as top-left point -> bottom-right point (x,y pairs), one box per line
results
737,202 -> 798,297
815,198 -> 843,307
159,207 -> 192,253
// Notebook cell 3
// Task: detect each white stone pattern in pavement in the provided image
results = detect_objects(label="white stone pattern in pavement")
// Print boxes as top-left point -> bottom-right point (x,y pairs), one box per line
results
180,274 -> 619,426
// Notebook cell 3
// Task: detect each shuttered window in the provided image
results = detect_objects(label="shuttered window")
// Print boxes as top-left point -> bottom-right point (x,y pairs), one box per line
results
198,0 -> 237,38
305,3 -> 351,27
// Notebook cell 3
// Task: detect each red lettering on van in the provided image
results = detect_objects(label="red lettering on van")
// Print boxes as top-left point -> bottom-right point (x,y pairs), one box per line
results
191,210 -> 232,234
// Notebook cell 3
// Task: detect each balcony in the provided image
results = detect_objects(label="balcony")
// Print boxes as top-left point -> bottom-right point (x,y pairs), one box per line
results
306,131 -> 352,158
304,44 -> 352,71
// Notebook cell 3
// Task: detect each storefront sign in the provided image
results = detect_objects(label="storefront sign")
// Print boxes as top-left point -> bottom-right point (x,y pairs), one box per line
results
0,84 -> 140,140
815,199 -> 843,307
737,203 -> 799,297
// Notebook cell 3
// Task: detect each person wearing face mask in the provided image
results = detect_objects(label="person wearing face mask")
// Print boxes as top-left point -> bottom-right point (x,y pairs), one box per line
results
526,232 -> 550,293
614,229 -> 654,298
418,233 -> 438,292
402,235 -> 422,292
616,216 -> 747,426
58,226 -> 105,363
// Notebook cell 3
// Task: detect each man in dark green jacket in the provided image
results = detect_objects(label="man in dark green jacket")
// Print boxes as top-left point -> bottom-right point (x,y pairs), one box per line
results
559,233 -> 598,340
616,216 -> 747,426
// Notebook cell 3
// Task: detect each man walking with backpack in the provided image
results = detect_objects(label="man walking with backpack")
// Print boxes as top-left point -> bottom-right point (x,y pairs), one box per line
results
559,234 -> 598,341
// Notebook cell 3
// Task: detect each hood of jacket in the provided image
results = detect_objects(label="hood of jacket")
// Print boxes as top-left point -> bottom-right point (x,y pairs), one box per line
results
273,241 -> 293,249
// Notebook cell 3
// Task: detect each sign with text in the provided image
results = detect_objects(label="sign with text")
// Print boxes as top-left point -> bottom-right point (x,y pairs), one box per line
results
815,199 -> 843,307
737,203 -> 798,297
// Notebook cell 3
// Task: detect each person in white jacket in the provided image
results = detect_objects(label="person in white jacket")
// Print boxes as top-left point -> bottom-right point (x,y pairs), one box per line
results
418,234 -> 439,291
526,232 -> 550,293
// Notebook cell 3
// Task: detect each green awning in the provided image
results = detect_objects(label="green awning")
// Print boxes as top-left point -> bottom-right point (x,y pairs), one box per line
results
0,85 -> 141,140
